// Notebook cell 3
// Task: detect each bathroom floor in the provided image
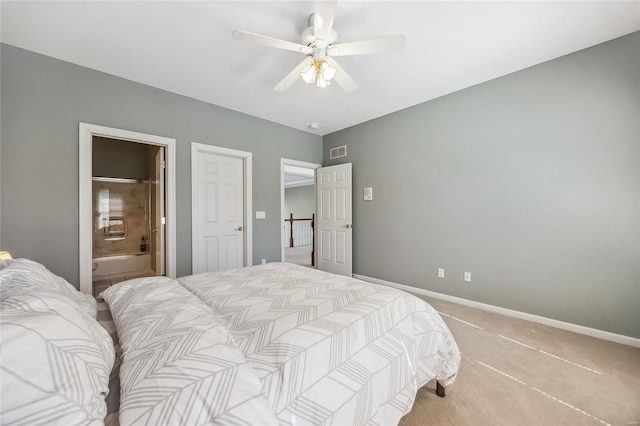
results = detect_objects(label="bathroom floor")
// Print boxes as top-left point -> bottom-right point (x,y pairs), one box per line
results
93,271 -> 157,297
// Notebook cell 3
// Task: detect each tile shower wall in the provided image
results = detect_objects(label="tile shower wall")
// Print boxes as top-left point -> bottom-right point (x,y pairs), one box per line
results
92,180 -> 149,257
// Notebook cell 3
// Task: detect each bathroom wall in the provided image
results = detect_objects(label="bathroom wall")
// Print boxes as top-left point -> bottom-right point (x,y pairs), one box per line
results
92,137 -> 150,181
92,138 -> 160,260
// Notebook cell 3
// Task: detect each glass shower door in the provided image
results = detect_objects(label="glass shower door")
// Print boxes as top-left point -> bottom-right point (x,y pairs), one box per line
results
150,147 -> 166,276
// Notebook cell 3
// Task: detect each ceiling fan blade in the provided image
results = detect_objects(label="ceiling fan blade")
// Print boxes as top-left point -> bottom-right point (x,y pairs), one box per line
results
314,0 -> 338,41
274,57 -> 314,92
233,30 -> 314,55
325,57 -> 358,93
327,34 -> 406,57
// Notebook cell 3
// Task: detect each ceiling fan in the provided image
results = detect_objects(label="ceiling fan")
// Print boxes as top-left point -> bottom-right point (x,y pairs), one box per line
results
232,0 -> 405,93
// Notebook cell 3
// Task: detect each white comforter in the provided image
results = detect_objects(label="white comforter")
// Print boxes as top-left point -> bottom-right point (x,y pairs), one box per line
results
101,277 -> 278,426
104,263 -> 460,426
181,263 -> 460,425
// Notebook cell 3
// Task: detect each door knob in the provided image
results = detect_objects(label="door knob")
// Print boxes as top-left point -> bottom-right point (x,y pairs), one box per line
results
235,226 -> 243,231
343,224 -> 352,229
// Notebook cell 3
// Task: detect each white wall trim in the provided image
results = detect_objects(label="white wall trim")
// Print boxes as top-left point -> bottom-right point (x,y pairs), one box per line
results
280,158 -> 321,262
353,273 -> 640,349
191,142 -> 253,270
78,123 -> 177,294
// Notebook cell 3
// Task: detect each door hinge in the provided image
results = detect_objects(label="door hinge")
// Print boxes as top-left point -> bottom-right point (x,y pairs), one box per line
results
161,161 -> 166,169
161,217 -> 166,225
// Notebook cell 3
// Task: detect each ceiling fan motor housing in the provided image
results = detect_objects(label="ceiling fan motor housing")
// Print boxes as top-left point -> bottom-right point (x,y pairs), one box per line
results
301,22 -> 338,49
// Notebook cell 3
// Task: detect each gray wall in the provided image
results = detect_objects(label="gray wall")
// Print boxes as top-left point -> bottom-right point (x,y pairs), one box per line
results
2,33 -> 638,338
284,185 -> 315,219
0,44 -> 322,285
323,32 -> 640,338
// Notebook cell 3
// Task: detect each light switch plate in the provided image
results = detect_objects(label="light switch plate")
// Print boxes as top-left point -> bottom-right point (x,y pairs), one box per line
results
256,211 -> 266,219
364,187 -> 373,201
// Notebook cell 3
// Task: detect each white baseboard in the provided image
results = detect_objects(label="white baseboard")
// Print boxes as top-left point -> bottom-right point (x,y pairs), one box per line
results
353,274 -> 640,349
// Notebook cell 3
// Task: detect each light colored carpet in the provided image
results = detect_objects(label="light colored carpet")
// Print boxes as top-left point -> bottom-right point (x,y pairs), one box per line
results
285,246 -> 313,267
400,296 -> 640,426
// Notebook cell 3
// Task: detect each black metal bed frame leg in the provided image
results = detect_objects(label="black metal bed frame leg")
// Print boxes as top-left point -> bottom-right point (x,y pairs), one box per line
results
436,381 -> 446,397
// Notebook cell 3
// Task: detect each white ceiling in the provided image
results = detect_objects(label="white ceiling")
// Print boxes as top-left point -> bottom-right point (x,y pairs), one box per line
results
2,1 -> 638,136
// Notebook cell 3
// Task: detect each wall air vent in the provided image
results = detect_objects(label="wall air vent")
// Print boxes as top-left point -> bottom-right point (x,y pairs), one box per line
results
330,145 -> 347,160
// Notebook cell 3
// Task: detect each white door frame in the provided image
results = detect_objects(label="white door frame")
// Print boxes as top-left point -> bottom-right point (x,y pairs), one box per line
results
78,122 -> 177,294
280,158 -> 321,263
191,143 -> 253,272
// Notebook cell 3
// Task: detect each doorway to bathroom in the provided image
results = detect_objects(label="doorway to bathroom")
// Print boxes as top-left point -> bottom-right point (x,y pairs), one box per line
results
90,138 -> 165,296
78,123 -> 176,296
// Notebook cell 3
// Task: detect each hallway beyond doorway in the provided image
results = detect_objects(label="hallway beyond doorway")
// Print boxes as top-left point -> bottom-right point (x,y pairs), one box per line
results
285,246 -> 312,267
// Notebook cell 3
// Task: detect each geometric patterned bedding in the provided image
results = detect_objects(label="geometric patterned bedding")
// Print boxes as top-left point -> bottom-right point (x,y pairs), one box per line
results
179,263 -> 460,425
0,259 -> 115,425
100,276 -> 279,426
1,259 -> 460,426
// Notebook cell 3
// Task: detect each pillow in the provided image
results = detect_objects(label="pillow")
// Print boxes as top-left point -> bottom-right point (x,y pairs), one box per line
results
0,291 -> 115,425
0,258 -> 97,318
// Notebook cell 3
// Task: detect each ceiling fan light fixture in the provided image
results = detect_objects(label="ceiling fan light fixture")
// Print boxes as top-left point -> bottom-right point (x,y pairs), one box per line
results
301,62 -> 318,84
320,61 -> 337,81
301,59 -> 336,87
316,76 -> 330,88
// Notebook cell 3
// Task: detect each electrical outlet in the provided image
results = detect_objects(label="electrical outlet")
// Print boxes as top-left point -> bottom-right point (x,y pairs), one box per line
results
464,272 -> 471,282
261,259 -> 266,265
437,268 -> 445,278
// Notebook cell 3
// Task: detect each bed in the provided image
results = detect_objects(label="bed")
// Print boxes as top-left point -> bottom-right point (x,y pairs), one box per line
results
1,259 -> 460,425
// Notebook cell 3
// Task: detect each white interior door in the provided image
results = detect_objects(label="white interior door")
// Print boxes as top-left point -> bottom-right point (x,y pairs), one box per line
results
193,148 -> 245,274
316,163 -> 352,276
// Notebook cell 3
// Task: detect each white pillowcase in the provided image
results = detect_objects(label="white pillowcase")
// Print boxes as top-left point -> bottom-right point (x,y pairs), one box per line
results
0,258 -> 115,425
0,258 -> 97,318
0,292 -> 115,425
